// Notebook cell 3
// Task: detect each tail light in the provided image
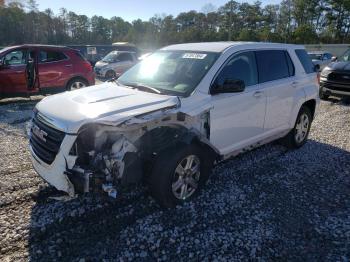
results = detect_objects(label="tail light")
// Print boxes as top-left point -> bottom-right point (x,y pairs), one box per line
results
316,72 -> 320,85
83,61 -> 93,72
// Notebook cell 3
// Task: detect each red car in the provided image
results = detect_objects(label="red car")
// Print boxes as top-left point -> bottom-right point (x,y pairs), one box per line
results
0,44 -> 95,98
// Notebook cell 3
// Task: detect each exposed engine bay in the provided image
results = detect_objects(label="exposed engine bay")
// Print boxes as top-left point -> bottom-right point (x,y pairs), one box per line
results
65,107 -> 216,197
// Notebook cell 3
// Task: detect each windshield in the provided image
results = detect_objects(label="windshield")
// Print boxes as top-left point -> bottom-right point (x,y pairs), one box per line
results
339,49 -> 350,62
102,52 -> 119,63
118,50 -> 219,96
308,53 -> 322,60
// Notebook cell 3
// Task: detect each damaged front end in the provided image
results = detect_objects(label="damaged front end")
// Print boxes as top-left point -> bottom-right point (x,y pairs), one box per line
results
67,105 -> 217,197
30,100 -> 217,198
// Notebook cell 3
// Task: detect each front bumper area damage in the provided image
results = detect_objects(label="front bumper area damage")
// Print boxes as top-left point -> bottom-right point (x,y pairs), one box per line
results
30,135 -> 77,196
30,104 -> 217,198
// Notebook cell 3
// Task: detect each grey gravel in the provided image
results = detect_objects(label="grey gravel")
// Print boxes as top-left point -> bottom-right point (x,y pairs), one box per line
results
0,97 -> 349,261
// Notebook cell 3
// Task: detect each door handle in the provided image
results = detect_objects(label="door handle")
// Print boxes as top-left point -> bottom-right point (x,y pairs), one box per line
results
291,81 -> 298,88
253,91 -> 264,98
65,64 -> 73,67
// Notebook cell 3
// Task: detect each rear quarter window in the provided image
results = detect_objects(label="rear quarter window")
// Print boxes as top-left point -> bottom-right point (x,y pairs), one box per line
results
74,50 -> 88,61
295,49 -> 315,74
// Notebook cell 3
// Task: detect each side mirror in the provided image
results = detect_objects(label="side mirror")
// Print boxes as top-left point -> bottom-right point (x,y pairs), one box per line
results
211,78 -> 245,94
331,56 -> 337,62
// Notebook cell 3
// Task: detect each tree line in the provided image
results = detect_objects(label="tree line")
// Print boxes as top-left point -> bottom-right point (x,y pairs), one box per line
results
1,0 -> 350,49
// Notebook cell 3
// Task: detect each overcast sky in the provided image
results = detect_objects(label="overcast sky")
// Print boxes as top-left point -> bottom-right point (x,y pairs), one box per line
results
33,0 -> 281,21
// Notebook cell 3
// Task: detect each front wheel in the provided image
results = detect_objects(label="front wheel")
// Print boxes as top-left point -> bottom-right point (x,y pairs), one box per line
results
282,106 -> 312,149
105,70 -> 116,80
148,145 -> 213,208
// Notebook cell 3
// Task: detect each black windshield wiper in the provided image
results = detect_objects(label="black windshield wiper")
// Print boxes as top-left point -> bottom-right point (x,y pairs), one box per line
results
122,82 -> 161,94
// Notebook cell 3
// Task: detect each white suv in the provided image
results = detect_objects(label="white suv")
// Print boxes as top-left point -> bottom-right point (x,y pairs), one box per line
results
29,42 -> 319,207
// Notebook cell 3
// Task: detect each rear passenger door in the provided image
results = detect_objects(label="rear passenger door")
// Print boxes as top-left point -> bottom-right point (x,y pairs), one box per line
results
38,49 -> 71,91
256,50 -> 297,132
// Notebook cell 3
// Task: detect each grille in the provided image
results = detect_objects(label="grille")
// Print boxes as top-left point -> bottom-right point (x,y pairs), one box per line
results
328,72 -> 350,83
30,113 -> 65,165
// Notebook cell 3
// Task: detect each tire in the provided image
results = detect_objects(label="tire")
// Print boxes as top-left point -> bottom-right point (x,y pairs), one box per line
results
319,87 -> 330,101
66,78 -> 88,91
148,144 -> 213,208
105,70 -> 116,79
282,106 -> 312,149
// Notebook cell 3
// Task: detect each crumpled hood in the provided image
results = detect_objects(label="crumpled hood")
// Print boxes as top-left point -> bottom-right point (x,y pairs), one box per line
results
327,61 -> 350,71
36,83 -> 179,133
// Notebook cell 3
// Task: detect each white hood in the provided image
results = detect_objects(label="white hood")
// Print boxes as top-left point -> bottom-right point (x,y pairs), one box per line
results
36,83 -> 179,133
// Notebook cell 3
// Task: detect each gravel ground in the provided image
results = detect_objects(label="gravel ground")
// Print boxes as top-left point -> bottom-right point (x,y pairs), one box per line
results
0,98 -> 349,261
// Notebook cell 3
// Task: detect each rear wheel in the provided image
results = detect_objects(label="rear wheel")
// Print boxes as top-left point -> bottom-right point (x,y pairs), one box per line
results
66,78 -> 88,91
282,106 -> 312,149
148,144 -> 213,208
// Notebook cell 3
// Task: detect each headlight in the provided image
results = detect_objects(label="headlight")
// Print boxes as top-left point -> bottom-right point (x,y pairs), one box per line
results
321,69 -> 331,78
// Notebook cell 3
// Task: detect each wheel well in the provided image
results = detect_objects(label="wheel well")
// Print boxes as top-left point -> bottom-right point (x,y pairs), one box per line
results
66,76 -> 88,89
302,99 -> 316,119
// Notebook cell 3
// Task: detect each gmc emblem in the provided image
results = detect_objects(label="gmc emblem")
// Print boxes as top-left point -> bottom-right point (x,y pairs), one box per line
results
32,124 -> 47,142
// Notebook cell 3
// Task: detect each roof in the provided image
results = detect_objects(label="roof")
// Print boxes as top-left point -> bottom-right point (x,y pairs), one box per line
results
0,44 -> 70,52
161,41 -> 304,53
308,51 -> 329,54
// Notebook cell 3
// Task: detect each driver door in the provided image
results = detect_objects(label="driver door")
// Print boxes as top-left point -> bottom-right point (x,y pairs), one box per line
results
210,51 -> 267,155
0,48 -> 28,95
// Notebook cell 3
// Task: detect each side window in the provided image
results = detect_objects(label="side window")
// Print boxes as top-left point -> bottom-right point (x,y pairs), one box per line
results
4,49 -> 27,65
215,51 -> 258,87
118,53 -> 133,62
295,49 -> 315,74
39,50 -> 67,63
325,53 -> 332,60
256,50 -> 290,83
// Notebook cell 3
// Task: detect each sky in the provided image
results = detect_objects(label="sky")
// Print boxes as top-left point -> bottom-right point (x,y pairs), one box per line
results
33,0 -> 281,22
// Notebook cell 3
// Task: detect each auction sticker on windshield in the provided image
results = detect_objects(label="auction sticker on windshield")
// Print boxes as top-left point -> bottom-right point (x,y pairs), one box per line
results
182,53 -> 207,59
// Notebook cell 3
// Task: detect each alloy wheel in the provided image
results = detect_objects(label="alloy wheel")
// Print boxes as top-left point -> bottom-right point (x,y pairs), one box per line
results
70,81 -> 86,90
171,155 -> 201,200
295,113 -> 310,143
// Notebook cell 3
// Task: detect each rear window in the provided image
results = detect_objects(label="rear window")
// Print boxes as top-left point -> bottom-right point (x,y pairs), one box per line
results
39,50 -> 67,63
75,51 -> 87,61
295,49 -> 315,74
256,50 -> 291,83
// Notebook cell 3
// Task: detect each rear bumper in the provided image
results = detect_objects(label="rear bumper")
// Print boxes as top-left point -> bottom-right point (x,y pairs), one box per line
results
29,135 -> 78,195
87,72 -> 96,85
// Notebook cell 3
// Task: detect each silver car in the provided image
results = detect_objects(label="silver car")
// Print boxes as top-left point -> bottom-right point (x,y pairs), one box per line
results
94,51 -> 138,79
308,51 -> 333,71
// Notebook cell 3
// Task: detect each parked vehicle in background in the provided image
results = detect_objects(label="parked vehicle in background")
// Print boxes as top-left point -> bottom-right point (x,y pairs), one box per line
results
94,51 -> 138,79
68,43 -> 139,66
319,48 -> 350,100
29,42 -> 319,208
0,45 -> 95,98
308,51 -> 333,71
